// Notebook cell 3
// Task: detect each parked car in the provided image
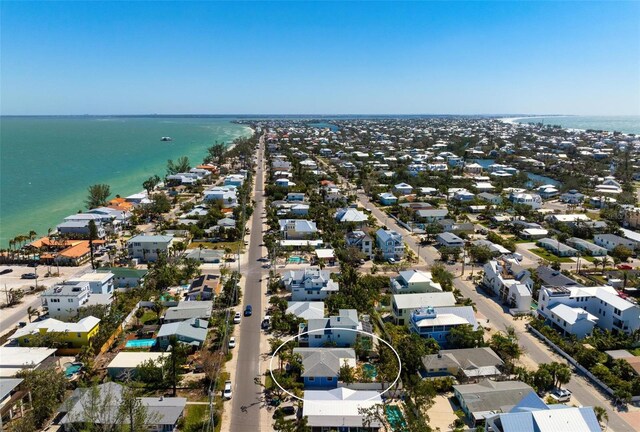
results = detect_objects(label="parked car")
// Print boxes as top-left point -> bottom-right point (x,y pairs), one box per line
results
272,405 -> 297,419
617,264 -> 633,270
21,273 -> 37,279
549,388 -> 571,402
0,269 -> 13,275
387,258 -> 396,264
244,305 -> 253,316
233,312 -> 241,324
223,380 -> 233,399
228,337 -> 236,349
261,316 -> 271,330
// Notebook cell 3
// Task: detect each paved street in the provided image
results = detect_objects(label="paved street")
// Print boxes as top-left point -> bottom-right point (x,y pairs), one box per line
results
228,135 -> 268,431
354,190 -> 635,432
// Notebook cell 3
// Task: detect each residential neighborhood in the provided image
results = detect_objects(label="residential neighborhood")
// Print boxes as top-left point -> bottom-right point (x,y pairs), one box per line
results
1,118 -> 640,432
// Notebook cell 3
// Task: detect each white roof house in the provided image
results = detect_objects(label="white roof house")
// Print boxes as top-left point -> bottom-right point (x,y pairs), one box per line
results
286,301 -> 325,320
390,270 -> 443,294
0,347 -> 57,377
392,292 -> 456,325
334,208 -> 368,224
303,388 -> 383,429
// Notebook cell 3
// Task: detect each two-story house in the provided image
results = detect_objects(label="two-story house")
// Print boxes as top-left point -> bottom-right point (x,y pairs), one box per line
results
293,347 -> 356,388
482,259 -> 533,313
282,267 -> 339,301
127,234 -> 175,262
41,282 -> 92,320
301,309 -> 361,348
376,229 -> 404,260
409,306 -> 478,346
537,285 -> 640,338
68,272 -> 115,295
390,270 -> 442,294
345,230 -> 374,259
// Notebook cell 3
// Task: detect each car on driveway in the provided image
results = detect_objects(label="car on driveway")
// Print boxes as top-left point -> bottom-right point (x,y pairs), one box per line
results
223,380 -> 232,399
244,305 -> 253,316
233,312 -> 241,324
549,388 -> 571,403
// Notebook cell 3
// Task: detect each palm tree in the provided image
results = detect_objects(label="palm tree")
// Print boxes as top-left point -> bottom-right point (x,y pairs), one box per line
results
27,306 -> 40,323
601,256 -> 612,273
594,406 -> 609,429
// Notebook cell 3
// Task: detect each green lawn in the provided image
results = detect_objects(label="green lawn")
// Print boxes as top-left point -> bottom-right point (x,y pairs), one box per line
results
530,248 -> 574,263
182,404 -> 209,432
581,255 -> 596,263
190,241 -> 244,253
140,310 -> 159,325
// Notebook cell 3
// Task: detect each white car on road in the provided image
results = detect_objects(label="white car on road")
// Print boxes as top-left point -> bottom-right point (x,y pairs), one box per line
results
228,337 -> 236,348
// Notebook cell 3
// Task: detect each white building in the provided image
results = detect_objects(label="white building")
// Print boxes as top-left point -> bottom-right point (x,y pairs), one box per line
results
483,260 -> 533,313
593,233 -> 635,252
537,285 -> 640,338
345,231 -> 374,259
203,186 -> 238,207
282,267 -> 339,301
68,272 -> 114,295
41,281 -> 91,320
303,388 -> 382,431
127,234 -> 175,262
509,192 -> 542,209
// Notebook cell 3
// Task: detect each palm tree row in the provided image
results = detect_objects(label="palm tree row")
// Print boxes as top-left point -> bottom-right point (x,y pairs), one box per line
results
3,230 -> 38,261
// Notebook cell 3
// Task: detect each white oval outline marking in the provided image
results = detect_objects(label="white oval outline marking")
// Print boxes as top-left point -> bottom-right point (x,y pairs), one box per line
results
268,327 -> 402,403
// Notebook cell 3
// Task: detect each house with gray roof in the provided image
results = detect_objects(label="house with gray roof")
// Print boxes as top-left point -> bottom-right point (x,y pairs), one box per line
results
565,237 -> 608,256
536,238 -> 578,257
186,274 -> 220,301
535,266 -> 582,288
157,317 -> 209,349
436,232 -> 465,248
334,208 -> 368,226
286,301 -> 325,320
162,301 -> 212,323
416,209 -> 448,222
421,347 -> 504,381
485,391 -> 601,432
278,219 -> 318,240
478,192 -> 503,205
301,309 -> 361,348
59,382 -> 186,431
293,347 -> 356,388
454,379 -> 535,424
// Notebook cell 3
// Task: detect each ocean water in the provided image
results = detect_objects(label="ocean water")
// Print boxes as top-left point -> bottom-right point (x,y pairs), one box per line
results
513,116 -> 640,135
0,117 -> 251,247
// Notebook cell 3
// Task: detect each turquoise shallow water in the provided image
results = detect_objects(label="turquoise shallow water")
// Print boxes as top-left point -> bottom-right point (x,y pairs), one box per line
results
0,117 -> 251,247
514,116 -> 640,135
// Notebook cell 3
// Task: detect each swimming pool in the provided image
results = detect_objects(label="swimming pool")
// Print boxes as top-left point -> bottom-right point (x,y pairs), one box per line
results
64,362 -> 83,377
385,405 -> 407,431
287,256 -> 307,264
125,338 -> 156,348
363,363 -> 378,379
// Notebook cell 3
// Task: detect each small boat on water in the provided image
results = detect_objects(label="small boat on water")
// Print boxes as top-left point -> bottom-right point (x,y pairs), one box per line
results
161,136 -> 173,141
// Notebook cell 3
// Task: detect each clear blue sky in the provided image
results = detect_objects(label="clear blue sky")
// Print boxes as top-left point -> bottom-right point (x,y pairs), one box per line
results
2,1 -> 639,115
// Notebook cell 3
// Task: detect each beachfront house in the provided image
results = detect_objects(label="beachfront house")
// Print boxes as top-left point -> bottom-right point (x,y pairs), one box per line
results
127,234 -> 175,263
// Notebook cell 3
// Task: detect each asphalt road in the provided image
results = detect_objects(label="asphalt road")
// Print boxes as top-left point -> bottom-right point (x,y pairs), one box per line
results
229,136 -> 268,431
355,191 -> 635,432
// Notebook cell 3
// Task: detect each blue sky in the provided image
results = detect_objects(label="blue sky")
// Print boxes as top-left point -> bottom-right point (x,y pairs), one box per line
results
2,1 -> 639,115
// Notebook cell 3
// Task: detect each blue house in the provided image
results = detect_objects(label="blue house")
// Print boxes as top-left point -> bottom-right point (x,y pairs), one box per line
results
293,347 -> 356,388
379,193 -> 398,206
376,229 -> 404,260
